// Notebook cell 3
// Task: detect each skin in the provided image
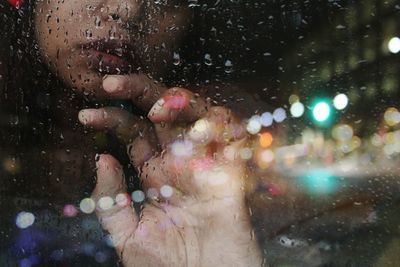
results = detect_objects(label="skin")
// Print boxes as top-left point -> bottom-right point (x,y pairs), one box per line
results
35,0 -> 189,97
34,0 -> 263,266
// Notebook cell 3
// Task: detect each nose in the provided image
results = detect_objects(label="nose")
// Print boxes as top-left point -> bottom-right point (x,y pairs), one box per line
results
99,0 -> 142,22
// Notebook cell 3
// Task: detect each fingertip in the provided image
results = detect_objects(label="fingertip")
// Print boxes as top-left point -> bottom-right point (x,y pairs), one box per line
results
148,98 -> 166,121
78,109 -> 105,126
78,110 -> 88,125
103,75 -> 123,94
94,154 -> 125,196
96,154 -> 122,171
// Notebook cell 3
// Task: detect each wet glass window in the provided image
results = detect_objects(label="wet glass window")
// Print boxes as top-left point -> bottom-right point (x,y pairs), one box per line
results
1,1 -> 400,266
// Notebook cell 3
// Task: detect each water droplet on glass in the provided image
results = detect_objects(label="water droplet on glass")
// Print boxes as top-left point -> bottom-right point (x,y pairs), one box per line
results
204,53 -> 213,66
224,60 -> 233,73
85,29 -> 92,39
95,16 -> 101,28
188,0 -> 199,8
173,52 -> 181,66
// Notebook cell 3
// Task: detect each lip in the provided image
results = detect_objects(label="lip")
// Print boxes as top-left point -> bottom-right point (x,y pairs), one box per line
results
79,39 -> 140,75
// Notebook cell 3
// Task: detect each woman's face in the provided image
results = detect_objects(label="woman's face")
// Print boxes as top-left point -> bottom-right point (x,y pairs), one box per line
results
34,0 -> 189,96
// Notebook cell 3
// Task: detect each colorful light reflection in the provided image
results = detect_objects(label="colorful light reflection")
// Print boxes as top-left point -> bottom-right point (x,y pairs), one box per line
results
312,101 -> 331,123
299,169 -> 338,195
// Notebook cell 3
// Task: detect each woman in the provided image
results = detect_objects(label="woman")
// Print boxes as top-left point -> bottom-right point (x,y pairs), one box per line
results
4,0 -> 265,266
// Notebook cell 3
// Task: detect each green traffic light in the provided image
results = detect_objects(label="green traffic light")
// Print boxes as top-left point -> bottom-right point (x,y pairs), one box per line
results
312,100 -> 331,123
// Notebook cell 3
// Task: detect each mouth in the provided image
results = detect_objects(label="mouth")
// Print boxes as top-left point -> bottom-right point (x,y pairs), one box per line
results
79,39 -> 141,75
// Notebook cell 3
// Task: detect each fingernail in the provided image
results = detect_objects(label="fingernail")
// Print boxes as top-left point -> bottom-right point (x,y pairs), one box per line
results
78,110 -> 89,124
148,98 -> 166,118
103,76 -> 122,93
78,109 -> 105,125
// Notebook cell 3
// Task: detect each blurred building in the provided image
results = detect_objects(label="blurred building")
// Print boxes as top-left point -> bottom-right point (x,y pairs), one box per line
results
279,0 -> 400,136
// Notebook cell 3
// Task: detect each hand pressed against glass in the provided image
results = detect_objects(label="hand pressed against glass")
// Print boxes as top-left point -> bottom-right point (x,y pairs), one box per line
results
79,87 -> 264,266
90,102 -> 263,267
34,0 -> 263,266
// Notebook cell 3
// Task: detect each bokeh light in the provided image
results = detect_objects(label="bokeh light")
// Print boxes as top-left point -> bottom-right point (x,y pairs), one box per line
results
371,133 -> 383,147
384,107 -> 400,126
288,94 -> 300,104
255,149 -> 275,169
312,101 -> 331,123
189,119 -> 211,142
332,124 -> 353,141
132,190 -> 145,203
259,132 -> 273,148
171,140 -> 193,157
160,185 -> 173,198
260,112 -> 273,127
63,204 -> 78,217
240,147 -> 253,160
333,93 -> 348,110
290,102 -> 305,118
388,37 -> 400,54
15,211 -> 35,229
79,198 -> 96,214
115,193 -> 131,207
273,108 -> 287,123
299,169 -> 338,195
247,115 -> 262,134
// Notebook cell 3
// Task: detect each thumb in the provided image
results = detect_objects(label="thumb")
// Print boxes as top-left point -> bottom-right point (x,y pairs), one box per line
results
93,154 -> 139,250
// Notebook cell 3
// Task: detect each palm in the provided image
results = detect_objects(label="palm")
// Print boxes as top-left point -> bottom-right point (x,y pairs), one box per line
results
80,81 -> 262,266
94,112 -> 261,266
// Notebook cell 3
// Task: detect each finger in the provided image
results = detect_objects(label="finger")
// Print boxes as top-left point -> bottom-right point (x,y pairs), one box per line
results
148,87 -> 209,123
78,107 -> 151,143
139,106 -> 246,195
140,153 -> 188,204
127,134 -> 158,168
147,87 -> 210,145
93,154 -> 139,249
102,74 -> 166,112
188,106 -> 246,146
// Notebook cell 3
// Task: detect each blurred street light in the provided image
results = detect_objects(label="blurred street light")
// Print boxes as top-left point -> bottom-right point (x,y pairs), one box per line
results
388,37 -> 400,54
312,101 -> 331,123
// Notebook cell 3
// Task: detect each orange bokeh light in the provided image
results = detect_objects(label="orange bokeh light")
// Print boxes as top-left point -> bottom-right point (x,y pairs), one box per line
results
259,132 -> 273,148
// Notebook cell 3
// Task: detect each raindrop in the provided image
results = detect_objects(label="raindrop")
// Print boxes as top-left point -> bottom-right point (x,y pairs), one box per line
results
85,29 -> 93,39
188,0 -> 199,8
94,16 -> 101,28
224,60 -> 233,73
204,54 -> 213,66
173,52 -> 181,66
